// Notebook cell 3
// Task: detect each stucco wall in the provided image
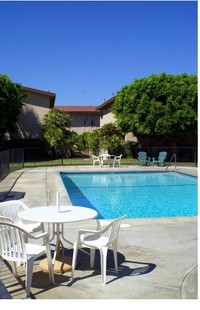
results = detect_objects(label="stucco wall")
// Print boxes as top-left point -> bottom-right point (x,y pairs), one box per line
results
17,92 -> 52,139
100,107 -> 115,127
69,113 -> 100,134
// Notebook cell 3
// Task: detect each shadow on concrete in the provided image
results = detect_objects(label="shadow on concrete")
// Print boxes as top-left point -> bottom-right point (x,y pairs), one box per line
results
0,191 -> 25,202
64,248 -> 156,286
1,248 -> 156,299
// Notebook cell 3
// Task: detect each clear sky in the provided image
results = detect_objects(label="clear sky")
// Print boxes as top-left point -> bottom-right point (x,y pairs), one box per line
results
0,1 -> 197,107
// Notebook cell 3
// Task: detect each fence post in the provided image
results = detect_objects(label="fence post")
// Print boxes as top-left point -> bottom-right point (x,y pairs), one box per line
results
22,148 -> 25,168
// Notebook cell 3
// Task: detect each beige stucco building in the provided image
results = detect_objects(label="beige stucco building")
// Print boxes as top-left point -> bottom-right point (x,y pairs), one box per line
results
55,106 -> 100,135
55,97 -> 117,135
16,86 -> 56,139
17,87 -> 136,142
96,96 -> 116,127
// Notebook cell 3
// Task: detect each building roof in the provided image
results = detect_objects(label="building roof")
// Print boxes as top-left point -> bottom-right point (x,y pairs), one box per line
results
54,96 -> 116,114
96,96 -> 116,110
55,106 -> 99,114
21,86 -> 56,108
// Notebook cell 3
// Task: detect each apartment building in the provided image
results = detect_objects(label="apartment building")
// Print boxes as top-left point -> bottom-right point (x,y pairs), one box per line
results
16,86 -> 56,139
55,106 -> 100,134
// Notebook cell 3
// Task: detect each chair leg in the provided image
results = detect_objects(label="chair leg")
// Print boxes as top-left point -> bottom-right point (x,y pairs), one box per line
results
25,257 -> 35,298
112,241 -> 118,273
90,249 -> 95,268
71,242 -> 79,280
100,247 -> 108,286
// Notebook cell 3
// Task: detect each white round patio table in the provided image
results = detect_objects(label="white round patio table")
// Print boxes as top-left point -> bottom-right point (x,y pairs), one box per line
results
18,206 -> 98,273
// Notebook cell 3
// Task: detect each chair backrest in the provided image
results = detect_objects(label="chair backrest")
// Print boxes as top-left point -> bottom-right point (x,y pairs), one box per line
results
116,154 -> 123,160
0,200 -> 27,225
0,222 -> 27,264
138,152 -> 147,159
158,152 -> 167,161
101,216 -> 125,243
92,155 -> 98,159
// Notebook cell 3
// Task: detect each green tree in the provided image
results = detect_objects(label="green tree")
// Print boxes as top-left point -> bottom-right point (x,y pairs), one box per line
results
0,74 -> 24,147
43,109 -> 72,157
112,73 -> 197,138
78,132 -> 97,155
98,123 -> 124,151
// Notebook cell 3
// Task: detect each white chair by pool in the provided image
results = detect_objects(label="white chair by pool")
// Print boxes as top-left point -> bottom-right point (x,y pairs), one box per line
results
113,154 -> 123,167
0,200 -> 44,235
71,215 -> 126,285
92,155 -> 101,167
0,221 -> 54,298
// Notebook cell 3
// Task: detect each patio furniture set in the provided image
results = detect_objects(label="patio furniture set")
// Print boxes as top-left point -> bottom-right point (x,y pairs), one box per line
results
92,154 -> 123,167
92,151 -> 167,168
0,199 -> 125,298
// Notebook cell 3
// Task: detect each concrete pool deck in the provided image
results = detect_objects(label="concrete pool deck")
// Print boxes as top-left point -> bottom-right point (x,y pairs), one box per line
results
0,165 -> 198,301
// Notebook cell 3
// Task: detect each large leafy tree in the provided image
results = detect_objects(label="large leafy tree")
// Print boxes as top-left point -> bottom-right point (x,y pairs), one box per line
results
43,109 -> 73,156
112,73 -> 197,138
0,74 -> 24,147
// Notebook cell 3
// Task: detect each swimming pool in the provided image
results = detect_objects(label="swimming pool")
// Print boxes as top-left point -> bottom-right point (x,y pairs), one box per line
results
60,172 -> 197,219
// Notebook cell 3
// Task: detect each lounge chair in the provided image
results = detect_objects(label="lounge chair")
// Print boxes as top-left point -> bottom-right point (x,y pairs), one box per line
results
153,151 -> 167,167
137,152 -> 150,166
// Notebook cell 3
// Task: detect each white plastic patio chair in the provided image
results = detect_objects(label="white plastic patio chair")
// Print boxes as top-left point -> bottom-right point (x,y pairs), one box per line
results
71,215 -> 126,285
113,154 -> 123,167
0,200 -> 44,236
92,155 -> 101,167
0,221 -> 54,298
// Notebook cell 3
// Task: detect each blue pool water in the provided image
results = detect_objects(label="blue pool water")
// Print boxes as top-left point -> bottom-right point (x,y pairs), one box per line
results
60,172 -> 197,219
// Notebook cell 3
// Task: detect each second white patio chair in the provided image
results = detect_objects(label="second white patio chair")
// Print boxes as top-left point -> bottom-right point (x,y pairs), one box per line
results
0,221 -> 54,298
71,215 -> 126,285
113,154 -> 123,167
0,200 -> 44,235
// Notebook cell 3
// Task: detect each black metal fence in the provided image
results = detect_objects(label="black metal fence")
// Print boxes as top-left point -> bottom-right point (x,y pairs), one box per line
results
0,147 -> 197,182
0,149 -> 24,181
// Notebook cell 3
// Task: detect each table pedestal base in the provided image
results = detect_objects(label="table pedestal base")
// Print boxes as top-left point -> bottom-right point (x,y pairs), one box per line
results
39,256 -> 72,273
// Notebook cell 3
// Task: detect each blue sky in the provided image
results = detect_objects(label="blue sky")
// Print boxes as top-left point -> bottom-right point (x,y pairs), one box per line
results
0,1 -> 197,106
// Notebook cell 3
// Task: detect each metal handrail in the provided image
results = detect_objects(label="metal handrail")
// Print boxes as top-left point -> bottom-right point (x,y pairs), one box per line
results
165,153 -> 177,172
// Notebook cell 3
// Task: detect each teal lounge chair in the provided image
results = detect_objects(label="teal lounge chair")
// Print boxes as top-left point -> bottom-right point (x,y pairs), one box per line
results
137,152 -> 150,166
153,151 -> 167,167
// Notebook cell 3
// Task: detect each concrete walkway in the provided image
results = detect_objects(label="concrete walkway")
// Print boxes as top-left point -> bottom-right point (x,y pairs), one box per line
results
0,165 -> 198,301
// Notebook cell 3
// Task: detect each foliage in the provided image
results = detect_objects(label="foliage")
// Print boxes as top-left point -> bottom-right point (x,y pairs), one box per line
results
0,74 -> 25,146
43,109 -> 76,157
78,132 -> 95,154
98,123 -> 124,150
112,73 -> 197,138
78,123 -> 124,155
